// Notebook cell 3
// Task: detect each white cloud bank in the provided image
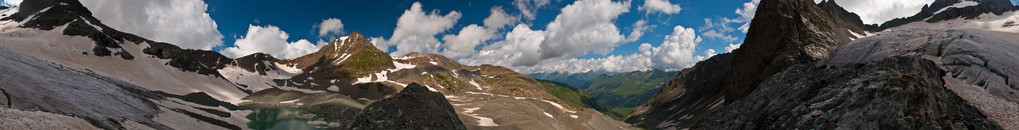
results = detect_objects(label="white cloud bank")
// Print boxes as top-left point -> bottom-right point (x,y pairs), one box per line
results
442,24 -> 497,59
317,18 -> 345,37
510,25 -> 708,73
514,0 -> 551,20
79,0 -> 224,50
459,0 -> 632,69
640,0 -> 682,14
483,6 -> 519,30
625,19 -> 652,42
538,0 -> 630,61
371,2 -> 462,56
220,25 -> 323,59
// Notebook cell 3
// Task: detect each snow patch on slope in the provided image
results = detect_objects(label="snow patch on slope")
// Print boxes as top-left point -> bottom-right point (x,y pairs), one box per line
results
0,26 -> 249,104
463,107 -> 499,127
540,100 -> 578,113
469,79 -> 483,90
933,1 -> 980,15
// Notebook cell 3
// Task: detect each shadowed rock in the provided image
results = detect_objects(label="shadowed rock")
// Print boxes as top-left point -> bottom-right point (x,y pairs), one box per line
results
349,83 -> 466,130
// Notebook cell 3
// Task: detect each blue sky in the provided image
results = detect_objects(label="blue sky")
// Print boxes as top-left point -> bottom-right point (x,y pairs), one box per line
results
205,0 -> 747,58
196,0 -> 756,73
3,0 -> 970,74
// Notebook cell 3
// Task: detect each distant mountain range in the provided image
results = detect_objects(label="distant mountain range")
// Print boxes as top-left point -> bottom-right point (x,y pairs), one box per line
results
530,70 -> 678,119
528,71 -> 616,89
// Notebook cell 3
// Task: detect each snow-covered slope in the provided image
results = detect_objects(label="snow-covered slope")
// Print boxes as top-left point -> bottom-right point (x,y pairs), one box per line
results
0,45 -> 248,129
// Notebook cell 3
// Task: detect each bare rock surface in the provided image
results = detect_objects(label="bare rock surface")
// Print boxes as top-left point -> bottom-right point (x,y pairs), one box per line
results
818,29 -> 1019,129
0,107 -> 101,130
698,56 -> 1000,129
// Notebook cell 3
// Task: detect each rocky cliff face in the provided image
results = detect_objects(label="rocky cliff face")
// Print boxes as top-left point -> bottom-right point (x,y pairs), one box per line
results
626,0 -> 868,128
724,0 -> 861,102
349,83 -> 466,130
697,56 -> 1000,129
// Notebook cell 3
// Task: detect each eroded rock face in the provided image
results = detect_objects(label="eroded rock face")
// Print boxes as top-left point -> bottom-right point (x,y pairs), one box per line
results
348,83 -> 466,130
697,56 -> 1000,129
724,0 -> 863,102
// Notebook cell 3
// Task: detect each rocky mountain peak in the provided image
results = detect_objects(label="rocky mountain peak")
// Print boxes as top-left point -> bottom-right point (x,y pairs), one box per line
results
724,0 -> 859,101
279,31 -> 395,77
5,0 -> 90,24
626,0 -> 877,128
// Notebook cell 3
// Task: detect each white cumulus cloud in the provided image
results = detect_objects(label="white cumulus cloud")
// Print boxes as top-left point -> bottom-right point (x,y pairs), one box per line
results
317,18 -> 345,37
625,19 -> 652,42
735,0 -> 760,33
651,25 -> 703,69
461,24 -> 545,67
441,24 -> 497,59
539,0 -> 630,61
371,2 -> 461,56
701,30 -> 738,43
724,43 -> 741,53
514,0 -> 551,20
80,0 -> 224,50
704,49 -> 717,58
460,0 -> 638,73
483,6 -> 519,30
220,25 -> 322,59
640,0 -> 682,14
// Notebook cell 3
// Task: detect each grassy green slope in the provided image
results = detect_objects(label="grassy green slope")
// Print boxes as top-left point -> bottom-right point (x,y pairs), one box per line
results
585,70 -> 678,115
536,79 -> 624,119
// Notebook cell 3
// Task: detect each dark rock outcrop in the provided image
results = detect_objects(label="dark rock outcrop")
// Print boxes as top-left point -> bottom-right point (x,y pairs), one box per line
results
143,42 -> 233,76
348,83 -> 466,130
725,0 -> 860,103
817,0 -> 880,32
696,57 -> 1001,129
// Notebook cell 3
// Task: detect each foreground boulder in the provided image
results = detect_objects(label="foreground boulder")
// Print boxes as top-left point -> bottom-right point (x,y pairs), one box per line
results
349,83 -> 466,129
